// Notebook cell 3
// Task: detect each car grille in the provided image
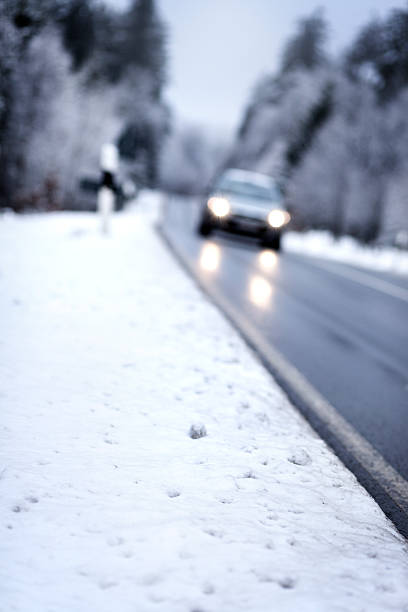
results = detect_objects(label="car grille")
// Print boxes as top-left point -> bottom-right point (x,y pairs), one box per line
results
231,214 -> 265,226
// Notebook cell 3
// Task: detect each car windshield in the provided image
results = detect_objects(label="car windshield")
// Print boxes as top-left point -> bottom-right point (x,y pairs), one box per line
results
215,177 -> 281,203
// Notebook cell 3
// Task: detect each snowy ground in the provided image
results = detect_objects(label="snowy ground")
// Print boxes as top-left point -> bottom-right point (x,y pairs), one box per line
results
1,192 -> 408,612
284,231 -> 408,276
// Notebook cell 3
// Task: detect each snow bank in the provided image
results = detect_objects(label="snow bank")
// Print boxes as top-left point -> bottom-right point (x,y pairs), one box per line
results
284,230 -> 408,276
1,193 -> 407,611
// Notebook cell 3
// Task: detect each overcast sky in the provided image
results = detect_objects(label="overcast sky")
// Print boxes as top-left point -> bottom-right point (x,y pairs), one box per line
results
110,0 -> 408,136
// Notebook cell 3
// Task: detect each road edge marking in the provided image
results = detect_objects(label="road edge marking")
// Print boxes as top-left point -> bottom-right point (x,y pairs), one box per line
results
158,224 -> 408,519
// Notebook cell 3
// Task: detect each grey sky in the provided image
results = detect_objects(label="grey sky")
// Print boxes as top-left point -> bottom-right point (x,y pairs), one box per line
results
109,0 -> 408,135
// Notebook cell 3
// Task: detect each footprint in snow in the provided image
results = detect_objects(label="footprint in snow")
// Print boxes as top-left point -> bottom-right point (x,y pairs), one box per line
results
26,496 -> 39,504
98,579 -> 118,590
189,424 -> 207,439
122,549 -> 134,559
202,582 -> 215,595
12,504 -> 28,513
203,528 -> 224,539
107,535 -> 124,547
279,576 -> 296,589
287,449 -> 312,466
241,469 -> 256,479
167,489 -> 181,498
104,438 -> 119,445
367,550 -> 378,559
216,495 -> 233,504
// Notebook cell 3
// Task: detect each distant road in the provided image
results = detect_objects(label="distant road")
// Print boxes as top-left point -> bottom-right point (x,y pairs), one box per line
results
160,196 -> 408,536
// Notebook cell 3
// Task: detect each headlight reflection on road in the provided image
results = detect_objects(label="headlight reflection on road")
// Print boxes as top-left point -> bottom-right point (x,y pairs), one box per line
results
199,242 -> 221,272
249,275 -> 272,308
258,249 -> 278,272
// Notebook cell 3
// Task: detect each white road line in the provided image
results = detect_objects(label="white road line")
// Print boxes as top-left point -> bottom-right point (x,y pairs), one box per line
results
305,258 -> 408,303
159,227 -> 408,516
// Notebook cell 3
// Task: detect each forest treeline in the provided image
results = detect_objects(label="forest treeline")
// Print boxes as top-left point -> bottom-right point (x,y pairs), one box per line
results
0,0 -> 168,210
2,2 -> 408,245
227,9 -> 408,244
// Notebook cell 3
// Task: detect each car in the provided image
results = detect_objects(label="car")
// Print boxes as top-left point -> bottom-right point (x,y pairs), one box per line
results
197,168 -> 290,250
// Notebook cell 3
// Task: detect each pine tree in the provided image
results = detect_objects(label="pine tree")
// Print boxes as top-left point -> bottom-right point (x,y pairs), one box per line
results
346,9 -> 408,100
122,0 -> 166,93
60,0 -> 96,71
281,9 -> 328,74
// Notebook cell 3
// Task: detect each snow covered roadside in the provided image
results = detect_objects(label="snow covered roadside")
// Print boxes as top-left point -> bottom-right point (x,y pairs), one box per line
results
1,192 -> 408,612
284,230 -> 408,276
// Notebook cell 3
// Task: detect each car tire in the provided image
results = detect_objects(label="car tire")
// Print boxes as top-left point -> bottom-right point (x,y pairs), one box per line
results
197,215 -> 213,237
262,231 -> 281,251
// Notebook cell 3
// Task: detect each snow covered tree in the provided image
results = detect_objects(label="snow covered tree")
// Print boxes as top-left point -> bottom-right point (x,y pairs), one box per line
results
228,67 -> 333,185
346,8 -> 408,100
228,7 -> 408,243
0,0 -> 168,209
117,69 -> 169,187
60,0 -> 96,71
285,81 -> 333,172
281,9 -> 328,74
0,0 -> 61,205
122,0 -> 166,92
159,123 -> 228,195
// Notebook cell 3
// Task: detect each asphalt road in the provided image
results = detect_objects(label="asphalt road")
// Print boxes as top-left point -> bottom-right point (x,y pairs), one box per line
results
161,196 -> 408,534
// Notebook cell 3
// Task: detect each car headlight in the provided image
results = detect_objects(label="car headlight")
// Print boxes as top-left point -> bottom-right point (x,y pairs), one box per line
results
267,209 -> 290,228
207,197 -> 230,218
